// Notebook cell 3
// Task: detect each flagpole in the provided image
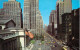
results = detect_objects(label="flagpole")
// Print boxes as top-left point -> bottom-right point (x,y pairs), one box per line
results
24,28 -> 26,50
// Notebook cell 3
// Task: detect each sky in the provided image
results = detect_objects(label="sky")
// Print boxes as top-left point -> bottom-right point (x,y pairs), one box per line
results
0,0 -> 79,26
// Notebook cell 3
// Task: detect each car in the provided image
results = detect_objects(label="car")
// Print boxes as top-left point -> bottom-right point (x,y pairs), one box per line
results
62,42 -> 66,45
63,46 -> 68,50
54,45 -> 57,47
53,45 -> 55,47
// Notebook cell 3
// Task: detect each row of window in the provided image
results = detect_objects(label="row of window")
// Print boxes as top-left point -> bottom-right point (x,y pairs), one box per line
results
4,2 -> 19,8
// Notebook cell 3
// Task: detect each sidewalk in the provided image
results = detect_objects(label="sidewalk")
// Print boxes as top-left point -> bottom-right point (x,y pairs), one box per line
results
26,43 -> 34,50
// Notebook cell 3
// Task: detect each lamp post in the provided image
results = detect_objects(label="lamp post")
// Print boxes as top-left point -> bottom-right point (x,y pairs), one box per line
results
24,28 -> 28,50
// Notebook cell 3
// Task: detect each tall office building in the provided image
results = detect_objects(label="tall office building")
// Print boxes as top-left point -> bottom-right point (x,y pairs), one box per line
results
62,13 -> 72,42
48,10 -> 54,35
23,0 -> 30,29
53,10 -> 57,36
56,0 -> 64,25
56,0 -> 72,39
36,10 -> 43,35
23,0 -> 43,34
0,9 -> 4,19
48,10 -> 57,35
49,10 -> 55,24
23,0 -> 36,29
49,10 -> 57,28
56,0 -> 72,24
8,0 -> 16,1
3,0 -> 22,28
56,0 -> 64,36
61,9 -> 79,48
53,10 -> 57,28
63,0 -> 72,13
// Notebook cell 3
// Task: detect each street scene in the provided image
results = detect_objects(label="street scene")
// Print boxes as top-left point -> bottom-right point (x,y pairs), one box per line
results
26,32 -> 63,50
0,0 -> 79,50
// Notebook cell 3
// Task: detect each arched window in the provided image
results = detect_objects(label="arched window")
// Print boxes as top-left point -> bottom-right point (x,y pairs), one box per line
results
0,26 -> 2,30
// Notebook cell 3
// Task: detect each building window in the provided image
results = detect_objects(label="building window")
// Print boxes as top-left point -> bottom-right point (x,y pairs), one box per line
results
0,26 -> 2,30
69,23 -> 71,26
69,29 -> 71,32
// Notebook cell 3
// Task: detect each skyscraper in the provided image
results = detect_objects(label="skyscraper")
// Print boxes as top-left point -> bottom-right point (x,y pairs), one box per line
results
3,0 -> 22,28
63,0 -> 72,13
56,0 -> 64,36
0,9 -> 4,19
49,10 -> 55,24
23,0 -> 43,34
48,10 -> 57,35
36,10 -> 43,35
56,0 -> 64,25
23,0 -> 30,29
56,0 -> 72,25
23,0 -> 37,29
8,0 -> 16,1
56,0 -> 72,41
62,13 -> 72,42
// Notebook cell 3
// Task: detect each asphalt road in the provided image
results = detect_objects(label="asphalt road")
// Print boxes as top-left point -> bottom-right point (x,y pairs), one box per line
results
44,33 -> 63,50
26,32 -> 63,50
32,40 -> 51,50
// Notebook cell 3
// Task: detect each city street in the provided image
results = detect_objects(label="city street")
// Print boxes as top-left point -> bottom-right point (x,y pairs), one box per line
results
0,0 -> 79,50
26,32 -> 63,50
26,40 -> 51,50
44,33 -> 63,50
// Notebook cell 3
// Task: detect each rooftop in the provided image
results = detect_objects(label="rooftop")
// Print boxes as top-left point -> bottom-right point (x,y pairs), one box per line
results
0,29 -> 14,34
0,19 -> 15,25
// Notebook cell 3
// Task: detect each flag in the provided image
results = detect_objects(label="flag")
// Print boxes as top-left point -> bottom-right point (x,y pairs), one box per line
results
25,31 -> 29,36
28,32 -> 34,39
25,31 -> 34,39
